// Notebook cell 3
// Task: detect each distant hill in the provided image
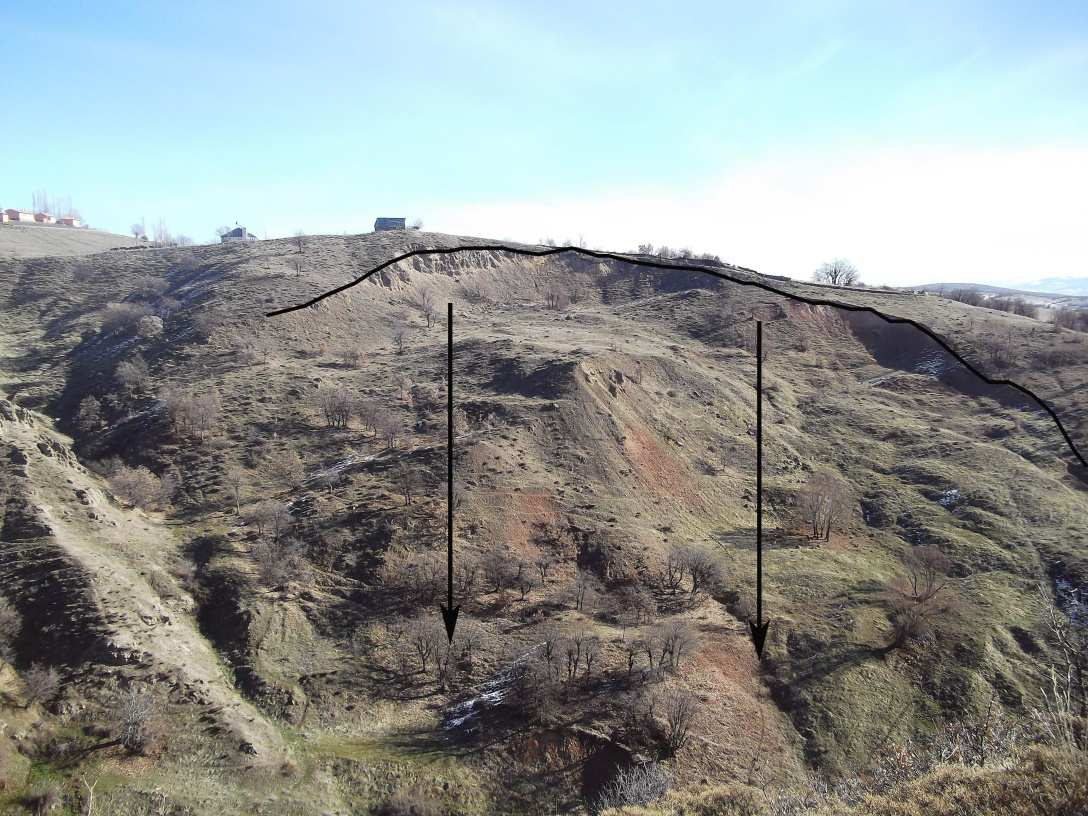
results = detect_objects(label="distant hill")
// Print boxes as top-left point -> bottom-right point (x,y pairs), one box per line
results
915,281 -> 1088,310
0,222 -> 136,259
1018,276 -> 1088,297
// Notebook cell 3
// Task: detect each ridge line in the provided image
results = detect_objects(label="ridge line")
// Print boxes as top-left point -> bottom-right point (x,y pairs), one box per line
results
265,243 -> 1087,469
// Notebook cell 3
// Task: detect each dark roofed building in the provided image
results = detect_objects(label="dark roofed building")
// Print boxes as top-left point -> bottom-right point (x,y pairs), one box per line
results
374,217 -> 406,231
220,226 -> 257,243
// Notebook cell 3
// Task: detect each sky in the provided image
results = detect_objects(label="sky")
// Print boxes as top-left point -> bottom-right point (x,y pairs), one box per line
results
2,1 -> 1086,287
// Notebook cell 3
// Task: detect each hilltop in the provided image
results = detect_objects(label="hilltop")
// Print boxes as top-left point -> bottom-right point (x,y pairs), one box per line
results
0,223 -> 135,260
0,231 -> 1086,814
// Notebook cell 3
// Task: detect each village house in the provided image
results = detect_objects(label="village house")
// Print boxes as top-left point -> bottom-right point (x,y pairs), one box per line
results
374,217 -> 406,231
34,212 -> 56,224
220,225 -> 257,243
4,209 -> 36,222
57,216 -> 82,227
0,211 -> 7,223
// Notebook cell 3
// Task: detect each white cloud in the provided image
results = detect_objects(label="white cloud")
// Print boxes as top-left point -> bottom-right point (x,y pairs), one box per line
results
428,145 -> 1088,287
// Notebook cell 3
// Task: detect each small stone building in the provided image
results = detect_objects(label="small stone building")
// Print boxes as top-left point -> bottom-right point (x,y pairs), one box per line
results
374,217 -> 406,231
34,212 -> 55,224
57,216 -> 81,227
5,209 -> 35,222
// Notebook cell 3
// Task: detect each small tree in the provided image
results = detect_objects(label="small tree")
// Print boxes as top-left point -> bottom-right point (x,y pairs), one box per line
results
22,664 -> 61,707
75,395 -> 103,431
136,315 -> 164,340
480,545 -> 511,594
887,546 -> 953,649
117,687 -> 157,755
416,288 -> 439,328
115,355 -> 151,394
108,464 -> 164,510
392,324 -> 408,355
661,688 -> 699,755
812,259 -> 860,286
0,599 -> 19,662
799,470 -> 851,541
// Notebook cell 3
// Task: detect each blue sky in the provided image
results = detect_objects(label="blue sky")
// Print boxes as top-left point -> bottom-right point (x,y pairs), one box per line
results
2,1 -> 1086,285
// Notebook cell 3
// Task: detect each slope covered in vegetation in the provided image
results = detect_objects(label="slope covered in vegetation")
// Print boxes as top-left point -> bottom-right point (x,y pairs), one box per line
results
0,231 -> 1085,814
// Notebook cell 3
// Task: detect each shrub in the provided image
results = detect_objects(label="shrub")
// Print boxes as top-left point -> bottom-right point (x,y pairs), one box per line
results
595,763 -> 672,812
115,354 -> 150,394
136,314 -> 164,339
100,302 -> 153,333
117,687 -> 158,755
107,464 -> 164,510
0,599 -> 19,662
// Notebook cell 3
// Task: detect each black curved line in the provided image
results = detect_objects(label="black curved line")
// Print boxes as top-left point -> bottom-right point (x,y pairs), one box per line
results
265,243 -> 1087,469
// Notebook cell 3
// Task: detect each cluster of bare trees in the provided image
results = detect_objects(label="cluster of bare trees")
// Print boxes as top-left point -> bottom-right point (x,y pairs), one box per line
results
1054,307 -> 1088,333
106,463 -> 176,510
260,447 -> 305,488
311,388 -> 404,447
315,386 -> 353,429
635,243 -> 720,262
252,536 -> 311,586
799,470 -> 852,541
543,285 -> 570,311
415,288 -> 440,328
159,387 -> 222,440
31,190 -> 80,219
101,302 -> 155,334
661,544 -> 725,599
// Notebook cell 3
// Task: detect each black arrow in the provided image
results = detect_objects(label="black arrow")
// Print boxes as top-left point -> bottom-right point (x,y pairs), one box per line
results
749,320 -> 770,658
440,302 -> 460,642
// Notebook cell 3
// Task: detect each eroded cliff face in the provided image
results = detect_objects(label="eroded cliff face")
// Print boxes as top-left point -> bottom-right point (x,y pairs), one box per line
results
0,397 -> 286,761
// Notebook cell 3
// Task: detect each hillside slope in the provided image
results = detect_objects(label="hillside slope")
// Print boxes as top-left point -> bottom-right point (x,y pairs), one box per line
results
0,223 -> 135,260
0,232 -> 1085,814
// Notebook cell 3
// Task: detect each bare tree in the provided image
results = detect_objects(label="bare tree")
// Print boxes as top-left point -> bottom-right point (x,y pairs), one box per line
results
108,465 -> 165,510
799,470 -> 851,541
812,259 -> 861,286
22,663 -> 61,707
262,447 -> 304,487
684,546 -> 724,599
416,288 -> 439,328
886,546 -> 954,649
482,544 -> 513,593
224,465 -> 246,514
116,687 -> 157,755
661,688 -> 699,755
115,355 -> 151,394
392,324 -> 408,355
76,395 -> 103,431
899,546 -> 951,604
